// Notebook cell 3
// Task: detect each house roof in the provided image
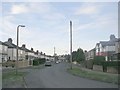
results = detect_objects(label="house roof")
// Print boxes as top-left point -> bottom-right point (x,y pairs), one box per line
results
4,41 -> 17,48
20,47 -> 33,53
4,41 -> 23,50
89,48 -> 95,52
0,41 -> 8,46
96,35 -> 118,47
99,41 -> 115,47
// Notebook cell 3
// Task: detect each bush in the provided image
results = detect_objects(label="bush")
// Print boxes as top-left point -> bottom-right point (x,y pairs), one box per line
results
33,58 -> 46,66
102,61 -> 119,68
93,56 -> 105,65
33,60 -> 39,66
80,61 -> 86,67
86,59 -> 94,69
102,61 -> 120,72
92,56 -> 119,72
38,58 -> 46,64
103,61 -> 119,66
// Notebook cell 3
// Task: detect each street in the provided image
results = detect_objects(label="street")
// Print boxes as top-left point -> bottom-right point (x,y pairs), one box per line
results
24,62 -> 118,88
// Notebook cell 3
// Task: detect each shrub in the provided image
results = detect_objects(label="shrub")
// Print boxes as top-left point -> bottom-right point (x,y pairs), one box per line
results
102,61 -> 120,72
93,56 -> 105,65
86,59 -> 94,69
33,58 -> 46,66
102,61 -> 119,68
38,58 -> 46,64
33,60 -> 39,66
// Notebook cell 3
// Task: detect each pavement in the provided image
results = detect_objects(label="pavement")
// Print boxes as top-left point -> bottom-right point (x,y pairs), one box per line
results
23,62 -> 118,88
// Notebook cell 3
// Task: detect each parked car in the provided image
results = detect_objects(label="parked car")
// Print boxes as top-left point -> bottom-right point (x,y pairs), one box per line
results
45,60 -> 52,66
55,61 -> 59,64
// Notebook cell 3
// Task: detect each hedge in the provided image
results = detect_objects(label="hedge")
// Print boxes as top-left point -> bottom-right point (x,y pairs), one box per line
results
33,58 -> 46,66
93,56 -> 105,65
91,56 -> 119,72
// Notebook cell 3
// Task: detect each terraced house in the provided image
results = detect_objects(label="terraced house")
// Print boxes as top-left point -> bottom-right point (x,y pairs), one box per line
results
21,44 -> 37,66
0,41 -> 8,63
3,38 -> 27,67
4,38 -> 25,61
1,38 -> 55,67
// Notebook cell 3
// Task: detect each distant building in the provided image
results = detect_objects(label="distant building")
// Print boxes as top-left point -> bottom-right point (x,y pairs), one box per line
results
95,35 -> 117,61
58,55 -> 66,61
85,48 -> 96,60
0,41 -> 8,63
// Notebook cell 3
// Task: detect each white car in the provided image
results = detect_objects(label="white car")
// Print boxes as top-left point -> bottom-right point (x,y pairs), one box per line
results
45,60 -> 52,66
55,61 -> 59,64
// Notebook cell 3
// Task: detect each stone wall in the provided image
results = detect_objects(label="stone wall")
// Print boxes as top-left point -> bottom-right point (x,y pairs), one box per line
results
93,65 -> 103,72
107,67 -> 118,74
2,60 -> 30,68
17,61 -> 29,68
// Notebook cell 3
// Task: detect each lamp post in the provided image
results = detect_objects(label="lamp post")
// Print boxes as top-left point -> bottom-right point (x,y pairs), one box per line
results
70,21 -> 72,69
16,25 -> 25,75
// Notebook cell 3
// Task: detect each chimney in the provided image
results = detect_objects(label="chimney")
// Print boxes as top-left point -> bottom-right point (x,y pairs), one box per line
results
36,50 -> 39,53
110,34 -> 115,41
84,50 -> 87,53
36,50 -> 39,54
31,48 -> 33,51
22,44 -> 26,48
8,38 -> 12,43
40,52 -> 43,55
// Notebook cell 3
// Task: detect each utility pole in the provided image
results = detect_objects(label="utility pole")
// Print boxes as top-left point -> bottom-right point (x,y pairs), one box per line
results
70,21 -> 72,69
54,47 -> 56,62
54,47 -> 55,56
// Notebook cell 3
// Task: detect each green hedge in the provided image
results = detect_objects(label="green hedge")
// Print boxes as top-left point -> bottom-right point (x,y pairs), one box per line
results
102,61 -> 120,70
92,56 -> 119,72
102,61 -> 120,72
102,61 -> 119,66
93,56 -> 105,65
33,58 -> 46,66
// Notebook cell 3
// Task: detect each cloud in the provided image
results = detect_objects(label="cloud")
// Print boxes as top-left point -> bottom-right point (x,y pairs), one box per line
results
11,4 -> 29,14
75,14 -> 117,32
10,2 -> 52,14
29,3 -> 52,14
43,13 -> 66,20
74,3 -> 99,15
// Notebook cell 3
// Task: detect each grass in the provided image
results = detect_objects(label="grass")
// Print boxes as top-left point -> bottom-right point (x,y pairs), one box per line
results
3,71 -> 26,79
67,67 -> 119,84
2,70 -> 27,88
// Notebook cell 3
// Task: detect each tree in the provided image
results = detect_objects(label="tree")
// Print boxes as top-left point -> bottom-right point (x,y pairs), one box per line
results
72,48 -> 85,63
64,54 -> 70,62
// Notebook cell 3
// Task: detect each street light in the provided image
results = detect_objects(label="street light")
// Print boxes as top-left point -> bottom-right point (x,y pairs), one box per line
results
16,25 -> 25,75
70,21 -> 72,69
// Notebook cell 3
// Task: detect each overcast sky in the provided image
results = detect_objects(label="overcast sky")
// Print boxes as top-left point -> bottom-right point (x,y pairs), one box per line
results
1,1 -> 118,55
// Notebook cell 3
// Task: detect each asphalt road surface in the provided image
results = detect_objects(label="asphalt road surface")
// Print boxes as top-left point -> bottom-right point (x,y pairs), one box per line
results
24,62 -> 118,88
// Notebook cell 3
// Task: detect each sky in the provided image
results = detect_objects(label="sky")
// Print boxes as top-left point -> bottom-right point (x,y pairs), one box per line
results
0,1 -> 118,55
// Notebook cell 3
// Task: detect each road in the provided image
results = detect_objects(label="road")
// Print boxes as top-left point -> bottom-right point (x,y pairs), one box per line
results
24,62 -> 118,88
